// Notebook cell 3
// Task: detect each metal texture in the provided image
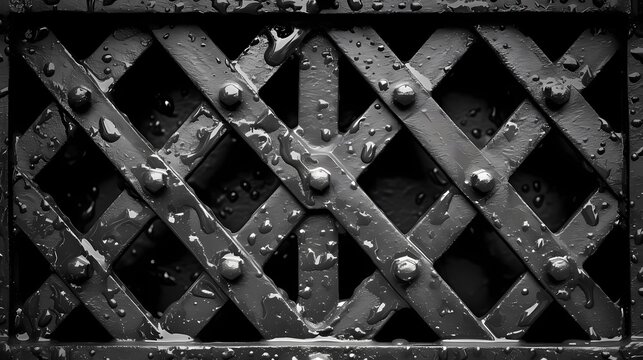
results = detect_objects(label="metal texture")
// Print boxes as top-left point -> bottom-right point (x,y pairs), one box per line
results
0,4 -> 638,360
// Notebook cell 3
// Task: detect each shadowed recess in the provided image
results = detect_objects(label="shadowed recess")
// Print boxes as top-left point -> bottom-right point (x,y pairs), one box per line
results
584,226 -> 629,304
509,128 -> 598,232
337,224 -> 377,300
35,129 -> 126,234
434,215 -> 526,317
582,46 -> 626,133
202,18 -> 268,61
372,19 -> 436,63
264,232 -> 299,301
518,21 -> 585,62
358,127 -> 451,233
114,218 -> 204,318
12,230 -> 52,305
432,42 -> 526,149
197,301 -> 263,342
49,305 -> 114,342
338,52 -> 378,133
188,130 -> 280,232
260,51 -> 300,129
522,301 -> 590,342
111,41 -> 206,149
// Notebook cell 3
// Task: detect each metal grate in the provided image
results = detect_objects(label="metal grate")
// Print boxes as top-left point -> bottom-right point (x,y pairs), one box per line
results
2,3 -> 642,358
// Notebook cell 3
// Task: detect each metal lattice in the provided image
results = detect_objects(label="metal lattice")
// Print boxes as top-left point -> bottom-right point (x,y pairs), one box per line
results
2,4 -> 642,359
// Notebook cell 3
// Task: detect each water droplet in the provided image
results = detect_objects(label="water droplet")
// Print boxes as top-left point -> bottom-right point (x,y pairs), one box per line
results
42,62 -> 55,77
98,117 -> 121,142
360,141 -> 377,163
581,201 -> 599,226
265,26 -> 307,67
427,190 -> 454,225
347,0 -> 363,10
67,86 -> 92,112
259,219 -> 273,234
154,94 -> 174,116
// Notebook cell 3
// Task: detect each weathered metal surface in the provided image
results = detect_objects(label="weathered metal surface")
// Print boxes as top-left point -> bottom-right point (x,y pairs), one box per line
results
1,9 -> 636,360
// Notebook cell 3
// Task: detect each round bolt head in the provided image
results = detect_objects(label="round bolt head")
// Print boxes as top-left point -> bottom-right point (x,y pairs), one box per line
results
393,84 -> 416,107
65,255 -> 92,284
67,86 -> 92,112
143,169 -> 167,194
470,169 -> 496,194
309,168 -> 331,192
541,78 -> 571,107
393,255 -> 420,282
220,253 -> 244,281
219,82 -> 243,108
546,256 -> 572,282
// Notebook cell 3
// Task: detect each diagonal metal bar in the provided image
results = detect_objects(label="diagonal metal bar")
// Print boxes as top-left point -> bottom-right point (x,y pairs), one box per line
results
153,24 -> 493,339
475,25 -> 623,195
13,172 -> 162,340
327,26 -> 622,339
19,31 -> 315,339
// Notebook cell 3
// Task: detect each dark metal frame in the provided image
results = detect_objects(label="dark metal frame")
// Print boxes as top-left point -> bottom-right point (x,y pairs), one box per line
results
2,0 -> 643,357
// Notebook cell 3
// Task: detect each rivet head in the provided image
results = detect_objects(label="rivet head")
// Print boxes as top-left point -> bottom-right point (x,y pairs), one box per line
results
67,86 -> 92,112
219,82 -> 243,108
65,255 -> 92,284
393,255 -> 420,282
546,256 -> 571,282
143,168 -> 167,194
470,169 -> 496,194
392,84 -> 416,107
220,253 -> 244,281
309,168 -> 331,192
541,78 -> 570,107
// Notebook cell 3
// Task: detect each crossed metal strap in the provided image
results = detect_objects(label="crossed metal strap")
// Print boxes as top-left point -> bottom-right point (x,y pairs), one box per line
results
13,23 -> 623,341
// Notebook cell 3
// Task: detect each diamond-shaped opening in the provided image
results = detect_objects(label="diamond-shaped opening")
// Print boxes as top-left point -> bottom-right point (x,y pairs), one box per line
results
582,48 -> 626,133
187,131 -> 280,232
372,19 -> 436,63
259,52 -> 299,129
202,19 -> 267,61
374,308 -> 440,343
357,127 -> 451,234
338,52 -> 378,133
432,42 -> 527,149
10,52 -> 55,135
509,128 -> 598,233
519,20 -> 585,62
34,129 -> 126,234
12,230 -> 52,304
50,304 -> 114,342
434,215 -> 526,317
113,218 -> 204,318
522,301 -> 590,342
264,232 -> 299,301
111,41 -> 206,149
337,222 -> 377,300
197,301 -> 263,341
584,226 -> 629,303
